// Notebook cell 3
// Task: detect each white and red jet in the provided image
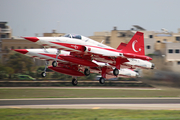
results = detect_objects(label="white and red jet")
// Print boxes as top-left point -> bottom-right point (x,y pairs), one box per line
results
14,48 -> 139,85
23,31 -> 154,77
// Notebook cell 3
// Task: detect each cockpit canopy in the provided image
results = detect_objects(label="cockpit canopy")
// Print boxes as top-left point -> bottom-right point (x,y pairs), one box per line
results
63,34 -> 82,40
62,33 -> 113,49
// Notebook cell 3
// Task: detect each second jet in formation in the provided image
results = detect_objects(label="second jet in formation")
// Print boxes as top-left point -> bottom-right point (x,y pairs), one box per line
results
14,31 -> 154,85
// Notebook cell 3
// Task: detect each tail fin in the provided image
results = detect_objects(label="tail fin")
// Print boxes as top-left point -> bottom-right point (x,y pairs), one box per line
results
117,43 -> 127,50
121,31 -> 144,55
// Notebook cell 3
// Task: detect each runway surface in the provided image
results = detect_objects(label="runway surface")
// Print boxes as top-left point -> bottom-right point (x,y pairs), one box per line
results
1,98 -> 180,110
0,87 -> 160,90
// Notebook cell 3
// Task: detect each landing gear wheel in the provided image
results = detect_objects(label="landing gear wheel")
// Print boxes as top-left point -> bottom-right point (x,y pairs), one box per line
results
113,68 -> 119,76
84,68 -> 90,76
72,78 -> 78,86
99,77 -> 105,84
52,61 -> 57,67
41,72 -> 46,77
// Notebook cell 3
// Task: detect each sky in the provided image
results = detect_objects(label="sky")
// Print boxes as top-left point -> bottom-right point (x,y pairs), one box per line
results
1,0 -> 180,37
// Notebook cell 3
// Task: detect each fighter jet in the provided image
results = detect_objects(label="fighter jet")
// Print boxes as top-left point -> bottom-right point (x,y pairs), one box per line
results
23,31 -> 154,80
14,48 -> 139,85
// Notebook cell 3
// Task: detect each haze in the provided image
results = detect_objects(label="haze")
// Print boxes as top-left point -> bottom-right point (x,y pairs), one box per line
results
1,0 -> 180,36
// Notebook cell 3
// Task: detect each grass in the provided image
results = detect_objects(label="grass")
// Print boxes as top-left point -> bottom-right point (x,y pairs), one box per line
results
0,109 -> 180,120
0,87 -> 180,99
1,87 -> 180,120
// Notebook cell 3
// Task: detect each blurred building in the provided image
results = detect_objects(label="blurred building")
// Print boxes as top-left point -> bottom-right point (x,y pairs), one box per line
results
0,22 -> 12,39
0,22 -> 43,65
0,22 -> 12,59
43,30 -> 65,37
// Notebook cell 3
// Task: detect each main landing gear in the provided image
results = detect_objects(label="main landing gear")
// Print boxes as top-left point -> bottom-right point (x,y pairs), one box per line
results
84,68 -> 90,76
41,61 -> 49,77
113,68 -> 119,76
72,77 -> 78,86
72,77 -> 106,86
99,66 -> 107,84
99,77 -> 105,84
52,61 -> 57,67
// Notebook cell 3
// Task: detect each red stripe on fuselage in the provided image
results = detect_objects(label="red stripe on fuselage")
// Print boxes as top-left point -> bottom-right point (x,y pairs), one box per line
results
50,42 -> 122,53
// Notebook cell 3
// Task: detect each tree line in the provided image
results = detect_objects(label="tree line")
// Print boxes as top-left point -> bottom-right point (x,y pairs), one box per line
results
0,53 -> 97,80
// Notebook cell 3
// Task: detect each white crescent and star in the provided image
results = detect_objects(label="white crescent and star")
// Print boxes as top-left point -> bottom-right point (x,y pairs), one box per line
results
132,40 -> 141,52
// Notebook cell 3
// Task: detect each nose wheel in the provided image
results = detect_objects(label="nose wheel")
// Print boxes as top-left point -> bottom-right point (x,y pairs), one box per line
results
52,49 -> 61,67
41,72 -> 46,77
41,61 -> 49,77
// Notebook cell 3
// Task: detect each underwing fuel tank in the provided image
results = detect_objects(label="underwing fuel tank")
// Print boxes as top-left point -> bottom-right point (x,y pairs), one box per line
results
60,54 -> 98,67
48,66 -> 85,76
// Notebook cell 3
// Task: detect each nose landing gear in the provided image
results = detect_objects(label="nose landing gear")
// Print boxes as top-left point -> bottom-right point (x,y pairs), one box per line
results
41,61 -> 49,77
52,49 -> 61,67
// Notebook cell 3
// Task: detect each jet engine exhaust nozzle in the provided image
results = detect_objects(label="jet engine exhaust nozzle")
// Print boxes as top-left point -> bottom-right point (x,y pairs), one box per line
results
151,63 -> 155,69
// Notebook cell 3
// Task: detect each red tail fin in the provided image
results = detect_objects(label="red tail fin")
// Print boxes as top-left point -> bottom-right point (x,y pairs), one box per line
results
122,31 -> 144,55
116,43 -> 127,50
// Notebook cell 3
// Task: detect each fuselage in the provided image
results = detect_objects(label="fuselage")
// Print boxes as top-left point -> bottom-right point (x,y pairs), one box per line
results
33,36 -> 122,57
24,34 -> 152,63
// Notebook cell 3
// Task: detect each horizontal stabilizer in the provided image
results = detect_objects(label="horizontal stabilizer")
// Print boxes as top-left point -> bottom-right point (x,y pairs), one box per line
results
116,43 -> 127,50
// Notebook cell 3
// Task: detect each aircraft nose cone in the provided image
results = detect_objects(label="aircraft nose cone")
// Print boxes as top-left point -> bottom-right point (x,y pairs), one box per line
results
24,37 -> 39,42
14,49 -> 28,54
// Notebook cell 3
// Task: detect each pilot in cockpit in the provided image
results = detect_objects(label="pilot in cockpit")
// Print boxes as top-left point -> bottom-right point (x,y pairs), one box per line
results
63,34 -> 82,40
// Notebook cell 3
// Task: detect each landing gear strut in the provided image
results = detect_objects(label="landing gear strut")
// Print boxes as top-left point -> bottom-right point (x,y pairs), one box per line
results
84,68 -> 90,76
41,61 -> 49,77
99,66 -> 107,84
72,78 -> 78,86
52,49 -> 61,67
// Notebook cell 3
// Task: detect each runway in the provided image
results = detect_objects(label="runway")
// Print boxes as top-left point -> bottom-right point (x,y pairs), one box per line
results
1,98 -> 180,110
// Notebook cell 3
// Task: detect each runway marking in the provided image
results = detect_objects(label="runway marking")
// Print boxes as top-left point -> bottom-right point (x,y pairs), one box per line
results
92,107 -> 100,109
10,106 -> 21,108
1,104 -> 180,110
169,109 -> 180,110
